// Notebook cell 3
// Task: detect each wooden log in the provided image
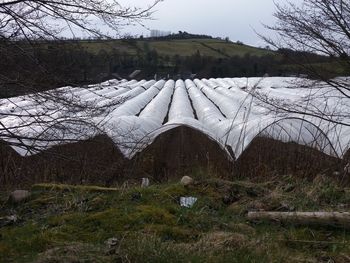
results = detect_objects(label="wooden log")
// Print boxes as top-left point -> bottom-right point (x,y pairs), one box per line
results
247,211 -> 350,228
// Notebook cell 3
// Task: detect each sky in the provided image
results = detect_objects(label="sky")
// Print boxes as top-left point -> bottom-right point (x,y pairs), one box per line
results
117,0 -> 301,47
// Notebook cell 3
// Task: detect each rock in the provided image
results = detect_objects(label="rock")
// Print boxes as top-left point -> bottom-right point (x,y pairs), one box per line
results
180,176 -> 194,186
141,178 -> 150,188
9,190 -> 31,203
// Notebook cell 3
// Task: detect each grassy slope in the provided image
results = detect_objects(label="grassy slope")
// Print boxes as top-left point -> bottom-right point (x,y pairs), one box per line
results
141,39 -> 272,58
1,175 -> 350,263
76,38 -> 273,58
78,40 -> 139,55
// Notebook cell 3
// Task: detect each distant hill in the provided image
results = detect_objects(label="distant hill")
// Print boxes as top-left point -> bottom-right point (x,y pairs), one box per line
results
73,38 -> 274,59
1,34 -> 346,97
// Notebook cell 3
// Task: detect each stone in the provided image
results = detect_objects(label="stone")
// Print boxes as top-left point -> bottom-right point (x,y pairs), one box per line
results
180,176 -> 194,186
9,190 -> 31,203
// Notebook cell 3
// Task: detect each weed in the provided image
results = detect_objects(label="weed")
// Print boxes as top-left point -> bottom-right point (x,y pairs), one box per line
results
0,177 -> 350,262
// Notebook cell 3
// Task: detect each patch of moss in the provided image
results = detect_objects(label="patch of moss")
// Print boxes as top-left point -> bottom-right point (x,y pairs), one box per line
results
131,205 -> 177,225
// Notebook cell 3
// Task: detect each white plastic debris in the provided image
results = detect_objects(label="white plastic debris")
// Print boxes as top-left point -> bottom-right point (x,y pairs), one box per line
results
141,177 -> 150,188
180,197 -> 198,208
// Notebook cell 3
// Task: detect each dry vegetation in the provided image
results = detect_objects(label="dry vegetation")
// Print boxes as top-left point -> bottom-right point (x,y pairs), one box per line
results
1,131 -> 344,190
1,174 -> 350,262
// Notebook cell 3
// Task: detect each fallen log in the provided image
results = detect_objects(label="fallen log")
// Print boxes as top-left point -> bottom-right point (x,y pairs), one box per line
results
247,211 -> 350,228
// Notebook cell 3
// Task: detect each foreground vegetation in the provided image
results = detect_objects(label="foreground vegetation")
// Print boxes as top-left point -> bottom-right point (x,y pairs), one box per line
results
1,174 -> 350,262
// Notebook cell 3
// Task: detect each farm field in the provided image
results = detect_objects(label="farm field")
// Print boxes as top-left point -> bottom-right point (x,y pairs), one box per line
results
72,38 -> 273,58
1,77 -> 349,262
1,77 -> 348,159
1,0 -> 350,262
0,77 -> 349,187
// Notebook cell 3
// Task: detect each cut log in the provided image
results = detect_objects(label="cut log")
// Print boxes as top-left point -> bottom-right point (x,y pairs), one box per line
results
247,211 -> 350,228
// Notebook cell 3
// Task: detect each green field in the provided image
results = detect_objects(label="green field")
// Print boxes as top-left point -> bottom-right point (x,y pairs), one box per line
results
72,38 -> 273,58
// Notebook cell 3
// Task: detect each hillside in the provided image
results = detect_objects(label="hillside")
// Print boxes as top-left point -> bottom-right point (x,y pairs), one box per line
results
77,38 -> 273,58
1,36 -> 343,98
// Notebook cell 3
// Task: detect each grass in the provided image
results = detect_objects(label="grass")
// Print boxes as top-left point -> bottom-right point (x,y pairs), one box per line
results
140,39 -> 273,58
43,38 -> 274,58
1,175 -> 350,262
77,39 -> 139,55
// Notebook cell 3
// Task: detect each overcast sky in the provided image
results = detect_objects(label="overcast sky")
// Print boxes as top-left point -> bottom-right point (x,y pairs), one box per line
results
117,0 -> 302,47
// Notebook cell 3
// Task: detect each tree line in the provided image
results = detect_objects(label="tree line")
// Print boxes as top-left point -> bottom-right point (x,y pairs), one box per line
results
1,38 -> 344,98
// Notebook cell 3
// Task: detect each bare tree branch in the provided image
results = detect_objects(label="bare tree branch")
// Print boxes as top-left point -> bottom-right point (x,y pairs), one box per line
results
260,0 -> 350,126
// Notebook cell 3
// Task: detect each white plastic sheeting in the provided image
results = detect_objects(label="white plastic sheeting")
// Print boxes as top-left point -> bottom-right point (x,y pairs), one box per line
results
108,80 -> 163,118
0,77 -> 348,159
168,80 -> 194,121
139,80 -> 175,122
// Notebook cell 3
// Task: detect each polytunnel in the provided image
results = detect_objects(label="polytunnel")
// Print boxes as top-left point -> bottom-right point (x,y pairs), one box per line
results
0,77 -> 349,183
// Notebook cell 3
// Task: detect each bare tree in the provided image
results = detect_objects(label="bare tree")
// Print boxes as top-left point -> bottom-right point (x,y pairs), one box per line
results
0,0 -> 161,152
0,0 -> 161,40
257,0 -> 350,127
0,1 -> 163,186
0,0 -> 161,91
